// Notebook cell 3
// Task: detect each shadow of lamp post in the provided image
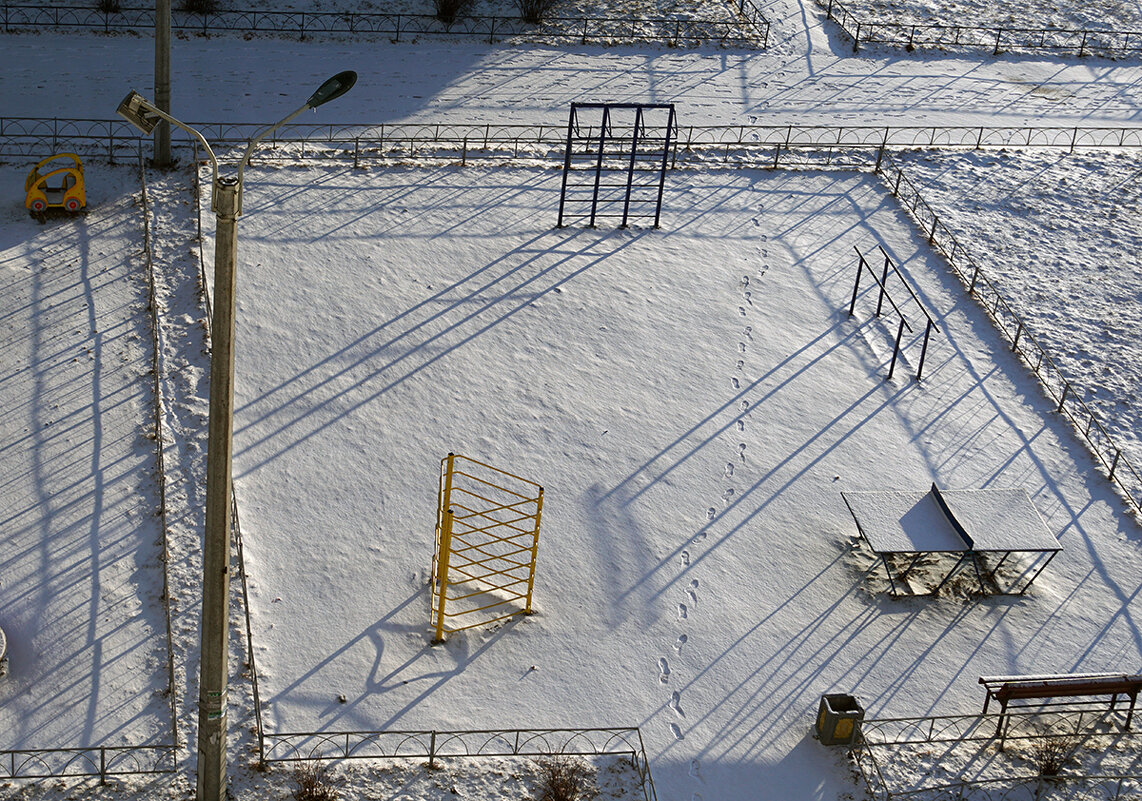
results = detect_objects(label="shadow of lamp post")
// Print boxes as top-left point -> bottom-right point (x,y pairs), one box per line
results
116,70 -> 357,801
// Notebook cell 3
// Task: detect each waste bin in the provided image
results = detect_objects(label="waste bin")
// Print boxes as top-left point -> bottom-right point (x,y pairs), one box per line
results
816,693 -> 863,745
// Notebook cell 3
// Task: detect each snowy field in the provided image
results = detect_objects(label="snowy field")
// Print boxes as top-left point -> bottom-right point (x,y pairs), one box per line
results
199,163 -> 1142,800
0,165 -> 171,751
899,148 -> 1142,474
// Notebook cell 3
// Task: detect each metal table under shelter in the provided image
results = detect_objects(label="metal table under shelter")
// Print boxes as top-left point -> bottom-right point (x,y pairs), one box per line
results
842,484 -> 1061,596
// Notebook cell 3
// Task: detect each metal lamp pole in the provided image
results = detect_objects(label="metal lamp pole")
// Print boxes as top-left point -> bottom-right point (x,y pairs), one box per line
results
116,71 -> 357,801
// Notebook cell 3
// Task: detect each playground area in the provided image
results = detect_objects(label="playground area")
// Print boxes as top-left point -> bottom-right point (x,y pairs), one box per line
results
214,163 -> 1142,799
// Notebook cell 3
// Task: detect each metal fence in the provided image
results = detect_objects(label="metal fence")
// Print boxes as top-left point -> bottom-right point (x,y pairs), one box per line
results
0,745 -> 177,781
263,727 -> 657,800
0,2 -> 767,47
853,710 -> 1142,800
820,0 -> 1142,56
8,119 -> 1142,164
137,154 -> 182,754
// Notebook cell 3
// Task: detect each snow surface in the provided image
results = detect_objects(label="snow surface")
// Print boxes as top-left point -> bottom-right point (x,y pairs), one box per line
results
898,148 -> 1142,473
5,1 -> 1142,799
0,165 -> 171,752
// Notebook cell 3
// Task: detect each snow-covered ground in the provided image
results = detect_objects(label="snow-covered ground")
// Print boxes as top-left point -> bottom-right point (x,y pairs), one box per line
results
6,0 -> 1142,798
0,165 -> 171,750
205,163 -> 1141,800
899,148 -> 1142,474
828,0 -> 1142,33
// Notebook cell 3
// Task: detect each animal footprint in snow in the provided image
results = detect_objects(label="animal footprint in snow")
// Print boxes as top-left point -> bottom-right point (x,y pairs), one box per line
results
674,633 -> 688,653
724,462 -> 735,478
706,507 -> 716,521
739,443 -> 747,461
740,399 -> 750,411
739,342 -> 747,353
670,723 -> 685,740
658,657 -> 671,684
744,325 -> 753,339
738,306 -> 747,317
671,690 -> 686,718
681,550 -> 691,567
722,488 -> 735,502
737,419 -> 745,432
736,359 -> 744,371
744,291 -> 752,305
689,759 -> 702,779
687,579 -> 700,606
677,603 -> 688,620
731,377 -> 739,390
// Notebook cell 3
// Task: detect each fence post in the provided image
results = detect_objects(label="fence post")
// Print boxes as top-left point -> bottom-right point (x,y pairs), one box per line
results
1079,30 -> 1088,57
99,747 -> 108,785
827,0 -> 833,17
969,265 -> 979,294
429,731 -> 437,770
993,28 -> 1003,54
1110,449 -> 1121,480
1058,381 -> 1070,413
462,136 -> 468,167
928,216 -> 938,245
892,169 -> 902,196
852,22 -> 861,52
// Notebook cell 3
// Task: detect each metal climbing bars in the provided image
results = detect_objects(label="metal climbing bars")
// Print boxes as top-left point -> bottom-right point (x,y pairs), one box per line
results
431,453 -> 544,642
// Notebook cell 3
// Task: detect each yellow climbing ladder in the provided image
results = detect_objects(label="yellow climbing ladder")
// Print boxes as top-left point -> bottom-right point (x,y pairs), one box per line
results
431,453 -> 544,642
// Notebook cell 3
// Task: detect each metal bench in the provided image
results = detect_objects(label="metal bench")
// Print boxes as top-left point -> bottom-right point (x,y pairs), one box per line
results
979,673 -> 1142,737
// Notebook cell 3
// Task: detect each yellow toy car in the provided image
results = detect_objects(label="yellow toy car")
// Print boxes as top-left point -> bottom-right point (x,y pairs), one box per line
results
25,153 -> 86,219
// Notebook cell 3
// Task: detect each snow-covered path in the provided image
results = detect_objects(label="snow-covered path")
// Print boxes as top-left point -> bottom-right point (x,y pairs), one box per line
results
5,17 -> 1142,128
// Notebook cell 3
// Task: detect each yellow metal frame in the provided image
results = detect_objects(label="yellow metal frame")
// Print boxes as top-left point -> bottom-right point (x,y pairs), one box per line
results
24,153 -> 86,215
431,453 -> 544,642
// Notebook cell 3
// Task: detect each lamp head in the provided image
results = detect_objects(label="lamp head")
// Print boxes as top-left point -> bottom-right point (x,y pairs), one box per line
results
116,91 -> 160,135
306,71 -> 357,109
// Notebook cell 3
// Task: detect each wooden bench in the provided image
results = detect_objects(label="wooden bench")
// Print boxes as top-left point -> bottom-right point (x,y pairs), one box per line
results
979,673 -> 1142,737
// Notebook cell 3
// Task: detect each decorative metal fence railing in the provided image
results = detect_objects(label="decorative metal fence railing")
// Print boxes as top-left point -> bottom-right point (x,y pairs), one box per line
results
852,710 -> 1142,800
8,119 -> 1142,164
0,3 -> 767,47
0,745 -> 177,781
263,727 -> 657,800
820,0 -> 1142,56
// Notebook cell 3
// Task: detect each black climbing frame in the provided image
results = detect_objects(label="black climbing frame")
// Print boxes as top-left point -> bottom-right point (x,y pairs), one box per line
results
557,103 -> 677,229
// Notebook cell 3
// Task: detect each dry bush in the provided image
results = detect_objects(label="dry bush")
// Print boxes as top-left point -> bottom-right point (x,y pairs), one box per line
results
532,754 -> 598,801
291,759 -> 338,801
516,0 -> 559,23
182,0 -> 217,13
433,0 -> 472,24
96,0 -> 121,12
1026,731 -> 1081,777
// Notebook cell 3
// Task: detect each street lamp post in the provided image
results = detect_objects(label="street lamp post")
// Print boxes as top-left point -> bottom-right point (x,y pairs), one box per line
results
116,71 -> 357,801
